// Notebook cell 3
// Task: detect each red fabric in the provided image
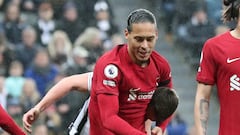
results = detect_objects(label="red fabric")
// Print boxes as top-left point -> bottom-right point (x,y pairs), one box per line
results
0,105 -> 25,135
197,31 -> 240,135
89,45 -> 172,134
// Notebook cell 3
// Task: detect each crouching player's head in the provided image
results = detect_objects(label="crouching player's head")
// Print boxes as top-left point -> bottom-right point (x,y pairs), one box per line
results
146,87 -> 179,125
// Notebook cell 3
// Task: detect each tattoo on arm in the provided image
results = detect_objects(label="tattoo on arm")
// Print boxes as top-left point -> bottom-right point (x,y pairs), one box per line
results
199,99 -> 209,135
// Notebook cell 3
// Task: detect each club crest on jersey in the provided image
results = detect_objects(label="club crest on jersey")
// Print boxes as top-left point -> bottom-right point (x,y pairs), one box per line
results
230,74 -> 240,91
104,64 -> 118,79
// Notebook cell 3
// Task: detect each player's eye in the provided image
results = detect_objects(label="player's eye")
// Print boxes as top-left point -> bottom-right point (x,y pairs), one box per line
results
146,37 -> 154,42
135,37 -> 145,42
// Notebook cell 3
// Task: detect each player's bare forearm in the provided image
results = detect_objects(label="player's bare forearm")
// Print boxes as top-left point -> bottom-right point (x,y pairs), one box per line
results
194,83 -> 212,135
199,99 -> 209,135
34,73 -> 90,112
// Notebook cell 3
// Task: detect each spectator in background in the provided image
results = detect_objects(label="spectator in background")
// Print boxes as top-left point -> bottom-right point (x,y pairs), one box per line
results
5,60 -> 25,98
21,0 -> 42,13
161,0 -> 176,34
1,3 -> 27,45
47,30 -> 72,71
181,8 -> 215,70
166,112 -> 188,135
32,123 -> 49,135
92,0 -> 119,51
20,78 -> 40,113
24,48 -> 58,97
0,0 -> 40,13
74,27 -> 103,68
205,0 -> 222,25
6,96 -> 23,128
15,26 -> 40,71
53,71 -> 90,134
107,33 -> 124,51
44,104 -> 61,135
0,34 -> 16,76
65,46 -> 90,76
35,1 -> 56,47
56,1 -> 87,43
172,0 -> 205,46
75,0 -> 101,25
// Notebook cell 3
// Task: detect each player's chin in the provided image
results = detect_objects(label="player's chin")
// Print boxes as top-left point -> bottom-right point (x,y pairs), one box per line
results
137,55 -> 150,62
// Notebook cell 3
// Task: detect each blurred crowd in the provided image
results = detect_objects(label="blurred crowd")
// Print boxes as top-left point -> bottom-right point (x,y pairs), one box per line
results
0,0 -> 122,134
0,0 -> 231,135
153,0 -> 232,71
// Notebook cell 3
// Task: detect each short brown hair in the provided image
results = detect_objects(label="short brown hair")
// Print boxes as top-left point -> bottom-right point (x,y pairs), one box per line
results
146,87 -> 179,125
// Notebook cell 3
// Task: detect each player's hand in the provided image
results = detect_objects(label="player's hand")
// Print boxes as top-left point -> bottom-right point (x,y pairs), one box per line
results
151,127 -> 163,135
22,107 -> 40,133
145,119 -> 152,135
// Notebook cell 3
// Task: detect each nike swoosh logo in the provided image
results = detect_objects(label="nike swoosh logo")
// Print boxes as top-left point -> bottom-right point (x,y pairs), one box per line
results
227,57 -> 240,63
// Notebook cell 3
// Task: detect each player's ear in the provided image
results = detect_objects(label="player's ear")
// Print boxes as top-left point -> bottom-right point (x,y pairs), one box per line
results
155,29 -> 158,40
124,28 -> 129,39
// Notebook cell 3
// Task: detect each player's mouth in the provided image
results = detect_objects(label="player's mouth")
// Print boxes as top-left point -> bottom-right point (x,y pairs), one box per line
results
138,51 -> 149,58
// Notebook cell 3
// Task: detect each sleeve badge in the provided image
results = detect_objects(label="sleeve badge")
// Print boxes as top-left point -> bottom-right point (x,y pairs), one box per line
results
104,64 -> 118,79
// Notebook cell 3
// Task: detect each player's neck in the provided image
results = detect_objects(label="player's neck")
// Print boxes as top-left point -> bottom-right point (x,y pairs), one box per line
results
231,26 -> 240,39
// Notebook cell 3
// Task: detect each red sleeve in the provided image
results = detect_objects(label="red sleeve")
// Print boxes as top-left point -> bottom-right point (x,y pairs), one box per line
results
98,94 -> 146,135
196,39 -> 216,85
0,105 -> 26,135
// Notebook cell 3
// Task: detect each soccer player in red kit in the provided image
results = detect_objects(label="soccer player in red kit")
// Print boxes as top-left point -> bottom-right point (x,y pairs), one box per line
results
89,9 -> 172,135
194,0 -> 240,135
0,105 -> 26,135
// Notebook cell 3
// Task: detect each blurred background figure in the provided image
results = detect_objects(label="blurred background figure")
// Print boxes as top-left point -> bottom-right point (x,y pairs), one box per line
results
0,34 -> 16,76
5,60 -> 25,99
15,26 -> 40,71
175,8 -> 215,70
166,112 -> 188,135
74,27 -> 103,70
65,46 -> 90,75
47,30 -> 72,71
159,0 -> 176,41
56,1 -> 87,43
108,33 -> 124,51
6,96 -> 23,127
35,1 -> 56,47
32,123 -> 49,135
92,0 -> 119,51
0,2 -> 27,45
44,105 -> 61,135
24,48 -> 58,97
20,78 -> 40,113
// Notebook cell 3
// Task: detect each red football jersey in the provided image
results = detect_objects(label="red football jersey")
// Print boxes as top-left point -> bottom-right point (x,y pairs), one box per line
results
89,44 -> 172,135
197,32 -> 240,135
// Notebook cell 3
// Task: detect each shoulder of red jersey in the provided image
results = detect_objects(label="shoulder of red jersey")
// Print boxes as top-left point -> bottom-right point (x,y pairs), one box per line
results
151,50 -> 170,66
204,31 -> 230,48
